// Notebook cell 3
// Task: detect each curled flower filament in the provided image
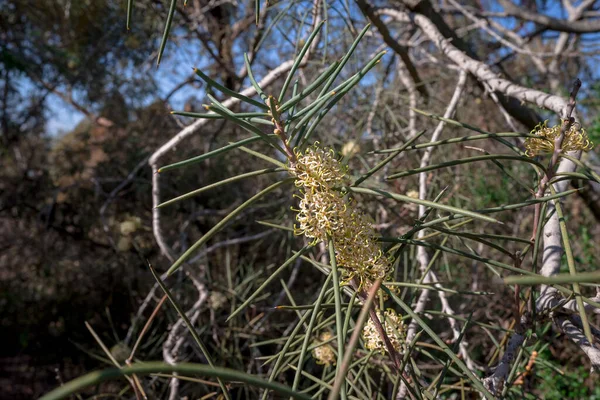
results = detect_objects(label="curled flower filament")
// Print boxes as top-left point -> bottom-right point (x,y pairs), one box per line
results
524,120 -> 593,157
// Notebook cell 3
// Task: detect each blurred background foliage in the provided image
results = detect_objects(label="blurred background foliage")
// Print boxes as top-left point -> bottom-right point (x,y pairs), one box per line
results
1,0 -> 600,398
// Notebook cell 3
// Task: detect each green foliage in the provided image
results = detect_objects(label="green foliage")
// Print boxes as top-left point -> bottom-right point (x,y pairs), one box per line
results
536,362 -> 600,400
588,117 -> 600,145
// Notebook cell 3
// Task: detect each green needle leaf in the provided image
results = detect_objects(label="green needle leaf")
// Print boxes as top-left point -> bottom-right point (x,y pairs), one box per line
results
412,108 -> 524,154
384,288 -> 495,400
327,236 -> 347,400
147,262 -> 230,399
126,0 -> 133,30
318,24 -> 371,97
279,61 -> 339,113
550,186 -> 594,344
345,186 -> 501,224
353,129 -> 426,186
372,133 -> 538,154
193,68 -> 269,110
387,154 -> 546,180
157,0 -> 177,67
205,99 -> 285,154
157,135 -> 269,173
244,53 -> 268,103
279,20 -> 326,102
39,362 -> 311,400
157,168 -> 284,208
255,0 -> 260,25
226,245 -> 311,322
167,178 -> 294,275
292,273 -> 333,392
504,271 -> 600,285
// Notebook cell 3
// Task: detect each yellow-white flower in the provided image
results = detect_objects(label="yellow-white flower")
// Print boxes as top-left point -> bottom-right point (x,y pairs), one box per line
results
312,332 -> 336,366
362,309 -> 405,353
524,120 -> 593,157
291,145 -> 393,291
341,140 -> 361,158
405,190 -> 419,212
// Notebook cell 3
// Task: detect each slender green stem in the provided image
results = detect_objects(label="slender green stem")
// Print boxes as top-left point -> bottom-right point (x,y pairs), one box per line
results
327,236 -> 347,400
550,186 -> 593,343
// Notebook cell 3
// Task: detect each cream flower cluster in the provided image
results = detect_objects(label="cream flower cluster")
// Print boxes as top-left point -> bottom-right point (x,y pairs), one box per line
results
312,331 -> 336,366
362,309 -> 405,353
291,145 -> 393,290
524,120 -> 594,157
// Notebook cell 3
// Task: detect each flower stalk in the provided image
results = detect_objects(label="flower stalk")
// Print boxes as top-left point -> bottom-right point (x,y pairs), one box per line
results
267,95 -> 296,163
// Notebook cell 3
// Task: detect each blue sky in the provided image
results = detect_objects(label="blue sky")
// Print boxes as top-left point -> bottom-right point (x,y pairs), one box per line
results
44,0 -> 600,136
